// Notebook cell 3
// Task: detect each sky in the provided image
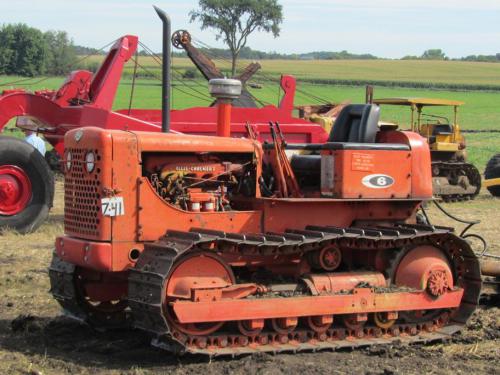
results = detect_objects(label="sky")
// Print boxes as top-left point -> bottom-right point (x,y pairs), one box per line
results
1,0 -> 499,58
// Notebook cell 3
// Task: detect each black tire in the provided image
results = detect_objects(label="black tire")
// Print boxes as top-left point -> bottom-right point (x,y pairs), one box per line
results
0,136 -> 55,233
485,154 -> 500,197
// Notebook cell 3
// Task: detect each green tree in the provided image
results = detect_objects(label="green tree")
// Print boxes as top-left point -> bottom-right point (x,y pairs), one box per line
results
421,49 -> 447,60
0,24 -> 47,76
44,30 -> 76,75
190,0 -> 283,76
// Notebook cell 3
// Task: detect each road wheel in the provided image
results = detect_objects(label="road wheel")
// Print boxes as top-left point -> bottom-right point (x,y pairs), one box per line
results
485,154 -> 500,197
0,136 -> 54,233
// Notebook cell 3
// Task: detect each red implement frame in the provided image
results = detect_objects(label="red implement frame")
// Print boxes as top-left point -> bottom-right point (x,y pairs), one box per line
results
0,35 -> 328,156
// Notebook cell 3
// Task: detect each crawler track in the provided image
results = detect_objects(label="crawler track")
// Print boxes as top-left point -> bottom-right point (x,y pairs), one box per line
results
432,162 -> 481,202
49,255 -> 130,330
126,223 -> 481,356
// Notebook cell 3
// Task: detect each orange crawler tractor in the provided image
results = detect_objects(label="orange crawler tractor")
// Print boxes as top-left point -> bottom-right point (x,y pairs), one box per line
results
48,9 -> 481,356
49,81 -> 481,355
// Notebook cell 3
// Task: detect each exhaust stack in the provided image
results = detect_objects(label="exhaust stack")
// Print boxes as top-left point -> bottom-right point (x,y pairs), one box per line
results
208,78 -> 242,137
154,6 -> 171,133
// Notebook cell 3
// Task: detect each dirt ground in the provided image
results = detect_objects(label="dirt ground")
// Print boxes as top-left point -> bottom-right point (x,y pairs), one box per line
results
0,180 -> 498,375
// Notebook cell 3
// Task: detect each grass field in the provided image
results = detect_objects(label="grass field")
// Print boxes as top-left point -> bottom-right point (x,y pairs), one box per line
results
1,58 -> 500,168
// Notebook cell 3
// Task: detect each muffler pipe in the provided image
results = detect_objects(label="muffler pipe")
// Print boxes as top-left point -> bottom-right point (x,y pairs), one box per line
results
154,6 -> 171,133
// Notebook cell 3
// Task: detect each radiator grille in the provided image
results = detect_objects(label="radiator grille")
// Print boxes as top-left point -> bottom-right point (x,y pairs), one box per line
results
64,148 -> 102,238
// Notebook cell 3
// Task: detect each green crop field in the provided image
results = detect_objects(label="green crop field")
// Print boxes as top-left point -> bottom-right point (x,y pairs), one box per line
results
1,57 -> 500,168
82,55 -> 500,87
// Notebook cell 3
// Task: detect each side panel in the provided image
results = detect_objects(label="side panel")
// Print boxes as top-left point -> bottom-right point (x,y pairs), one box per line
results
376,131 -> 433,198
137,178 -> 262,242
261,199 -> 420,233
107,131 -> 142,242
320,149 -> 412,199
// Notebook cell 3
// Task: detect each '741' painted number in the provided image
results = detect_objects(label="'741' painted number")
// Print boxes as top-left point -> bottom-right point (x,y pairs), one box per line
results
101,197 -> 125,217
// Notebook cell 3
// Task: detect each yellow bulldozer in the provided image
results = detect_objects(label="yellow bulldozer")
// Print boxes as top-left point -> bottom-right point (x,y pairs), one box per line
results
372,97 -> 481,202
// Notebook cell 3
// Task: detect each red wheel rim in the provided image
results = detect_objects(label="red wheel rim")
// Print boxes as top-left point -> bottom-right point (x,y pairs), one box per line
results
0,165 -> 32,215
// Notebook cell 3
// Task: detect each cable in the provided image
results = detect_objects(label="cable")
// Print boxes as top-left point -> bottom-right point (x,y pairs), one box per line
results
129,56 -> 212,103
0,76 -> 41,88
430,200 -> 488,256
138,41 -> 214,102
127,51 -> 139,115
68,38 -> 119,70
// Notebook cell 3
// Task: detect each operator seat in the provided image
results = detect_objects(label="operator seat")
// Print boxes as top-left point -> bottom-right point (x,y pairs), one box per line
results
289,104 -> 381,190
328,104 -> 380,143
432,124 -> 453,135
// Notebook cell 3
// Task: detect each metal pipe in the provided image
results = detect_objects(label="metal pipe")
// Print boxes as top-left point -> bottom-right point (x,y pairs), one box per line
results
216,100 -> 232,137
154,6 -> 171,133
480,260 -> 500,277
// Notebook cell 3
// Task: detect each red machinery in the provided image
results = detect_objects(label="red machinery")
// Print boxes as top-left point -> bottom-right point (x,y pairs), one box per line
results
43,8 -> 484,356
0,33 -> 327,233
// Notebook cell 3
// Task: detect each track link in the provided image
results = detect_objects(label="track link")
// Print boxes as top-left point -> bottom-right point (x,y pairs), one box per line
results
128,224 -> 482,356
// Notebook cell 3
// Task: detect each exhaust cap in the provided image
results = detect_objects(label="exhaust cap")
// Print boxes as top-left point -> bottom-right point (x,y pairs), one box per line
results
209,78 -> 242,101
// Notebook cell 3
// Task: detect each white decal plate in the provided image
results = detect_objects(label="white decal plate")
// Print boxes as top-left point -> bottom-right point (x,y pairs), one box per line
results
362,174 -> 394,189
101,197 -> 125,217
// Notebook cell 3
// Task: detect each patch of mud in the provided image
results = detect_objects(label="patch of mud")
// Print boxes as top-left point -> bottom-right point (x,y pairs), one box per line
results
1,309 -> 498,375
454,306 -> 500,343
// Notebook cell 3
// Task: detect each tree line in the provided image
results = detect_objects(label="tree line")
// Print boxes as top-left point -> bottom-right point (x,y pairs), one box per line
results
1,23 -> 499,78
172,46 -> 378,60
0,24 -> 77,77
402,49 -> 500,62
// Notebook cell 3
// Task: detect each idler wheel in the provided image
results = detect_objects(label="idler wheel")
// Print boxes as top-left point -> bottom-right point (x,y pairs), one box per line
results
164,252 -> 235,336
392,245 -> 454,323
306,315 -> 333,333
